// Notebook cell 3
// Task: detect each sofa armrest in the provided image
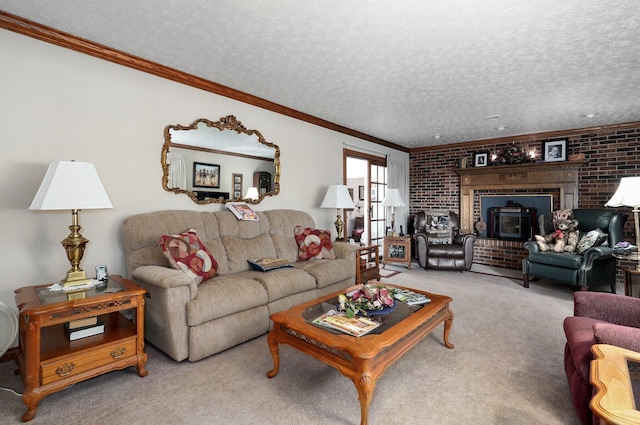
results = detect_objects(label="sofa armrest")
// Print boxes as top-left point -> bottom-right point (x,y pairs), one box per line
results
523,240 -> 540,254
459,234 -> 476,267
453,234 -> 475,245
132,265 -> 198,300
593,322 -> 640,353
580,245 -> 613,262
333,241 -> 358,261
574,292 -> 640,328
130,265 -> 196,361
413,231 -> 428,268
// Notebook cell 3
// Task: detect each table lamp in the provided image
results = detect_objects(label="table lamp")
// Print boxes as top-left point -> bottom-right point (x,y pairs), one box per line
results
320,184 -> 355,241
605,176 -> 640,271
381,188 -> 405,236
244,186 -> 259,201
29,161 -> 113,287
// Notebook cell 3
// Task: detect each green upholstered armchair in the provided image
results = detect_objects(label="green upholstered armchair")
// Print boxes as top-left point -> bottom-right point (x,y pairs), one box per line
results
522,209 -> 628,293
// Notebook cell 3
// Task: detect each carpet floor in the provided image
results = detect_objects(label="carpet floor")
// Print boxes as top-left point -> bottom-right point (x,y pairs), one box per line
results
0,264 -> 585,425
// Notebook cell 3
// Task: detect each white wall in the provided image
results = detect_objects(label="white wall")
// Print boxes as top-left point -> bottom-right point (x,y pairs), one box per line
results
0,29 -> 408,314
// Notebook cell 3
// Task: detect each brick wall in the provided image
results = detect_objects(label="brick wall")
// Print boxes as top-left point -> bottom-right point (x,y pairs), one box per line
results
409,122 -> 640,274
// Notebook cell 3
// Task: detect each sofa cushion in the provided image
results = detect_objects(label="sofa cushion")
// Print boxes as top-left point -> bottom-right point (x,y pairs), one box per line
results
223,233 -> 277,274
269,234 -> 302,262
563,316 -> 606,379
528,251 -> 583,269
252,268 -> 317,301
294,226 -> 336,260
427,244 -> 465,258
294,258 -> 354,289
576,228 -> 608,254
159,228 -> 218,284
187,276 -> 268,325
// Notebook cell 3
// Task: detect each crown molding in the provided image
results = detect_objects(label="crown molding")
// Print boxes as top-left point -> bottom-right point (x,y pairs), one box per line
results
410,121 -> 640,154
0,11 -> 408,153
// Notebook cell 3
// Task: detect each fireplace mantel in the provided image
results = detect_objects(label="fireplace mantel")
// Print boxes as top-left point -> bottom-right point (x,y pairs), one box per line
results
455,160 -> 587,233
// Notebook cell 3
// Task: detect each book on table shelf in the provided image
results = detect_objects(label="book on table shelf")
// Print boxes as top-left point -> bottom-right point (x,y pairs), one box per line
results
67,316 -> 98,330
393,289 -> 431,306
312,309 -> 380,337
65,319 -> 105,341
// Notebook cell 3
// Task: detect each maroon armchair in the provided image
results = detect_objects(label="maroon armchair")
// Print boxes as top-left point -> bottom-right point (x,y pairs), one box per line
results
563,292 -> 640,425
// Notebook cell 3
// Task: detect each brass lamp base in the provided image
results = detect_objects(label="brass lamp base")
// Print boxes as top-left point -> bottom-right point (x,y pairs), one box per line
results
60,208 -> 91,288
334,213 -> 345,241
62,270 -> 92,288
62,270 -> 91,300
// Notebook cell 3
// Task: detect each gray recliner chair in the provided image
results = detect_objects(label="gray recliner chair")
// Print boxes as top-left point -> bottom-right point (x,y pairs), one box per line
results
413,210 -> 476,271
523,209 -> 628,292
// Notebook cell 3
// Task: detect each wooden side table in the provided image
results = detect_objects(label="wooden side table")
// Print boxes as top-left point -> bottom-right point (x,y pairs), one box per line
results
623,268 -> 640,297
356,245 -> 380,285
383,236 -> 412,269
14,275 -> 148,422
590,344 -> 640,424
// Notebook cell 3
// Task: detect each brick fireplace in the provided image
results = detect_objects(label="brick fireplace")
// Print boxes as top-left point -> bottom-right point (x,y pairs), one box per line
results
455,160 -> 586,269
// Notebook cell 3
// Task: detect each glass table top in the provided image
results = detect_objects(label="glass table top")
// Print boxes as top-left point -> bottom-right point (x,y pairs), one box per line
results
35,277 -> 124,305
628,359 -> 640,408
303,293 -> 425,336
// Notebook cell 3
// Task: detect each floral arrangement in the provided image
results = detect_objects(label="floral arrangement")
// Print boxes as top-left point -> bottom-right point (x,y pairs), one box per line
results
491,143 -> 534,166
338,284 -> 395,318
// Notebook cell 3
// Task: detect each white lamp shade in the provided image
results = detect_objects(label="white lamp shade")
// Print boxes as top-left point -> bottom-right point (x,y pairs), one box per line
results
320,184 -> 355,209
381,188 -> 405,208
605,177 -> 640,207
244,186 -> 259,200
29,161 -> 113,210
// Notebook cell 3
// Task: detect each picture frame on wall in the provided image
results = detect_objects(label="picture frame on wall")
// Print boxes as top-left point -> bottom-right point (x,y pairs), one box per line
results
358,185 -> 365,201
542,139 -> 567,162
473,151 -> 489,167
193,162 -> 220,188
232,173 -> 243,199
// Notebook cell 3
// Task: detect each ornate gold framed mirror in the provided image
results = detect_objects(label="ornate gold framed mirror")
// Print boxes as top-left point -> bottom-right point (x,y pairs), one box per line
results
161,115 -> 280,204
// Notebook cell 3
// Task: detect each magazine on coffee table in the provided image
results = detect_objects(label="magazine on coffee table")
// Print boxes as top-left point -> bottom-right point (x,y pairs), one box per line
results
312,309 -> 380,337
393,289 -> 431,306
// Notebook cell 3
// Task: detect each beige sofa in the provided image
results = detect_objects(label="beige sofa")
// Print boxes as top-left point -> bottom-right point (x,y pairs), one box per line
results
122,209 -> 356,361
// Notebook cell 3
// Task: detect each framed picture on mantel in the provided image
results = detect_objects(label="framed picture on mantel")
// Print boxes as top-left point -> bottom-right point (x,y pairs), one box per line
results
473,151 -> 489,167
543,139 -> 567,162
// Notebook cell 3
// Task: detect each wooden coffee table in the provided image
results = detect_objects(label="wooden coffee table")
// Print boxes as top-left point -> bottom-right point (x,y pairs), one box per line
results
267,284 -> 454,425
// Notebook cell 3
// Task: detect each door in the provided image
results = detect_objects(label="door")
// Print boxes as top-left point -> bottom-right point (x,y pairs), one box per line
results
344,149 -> 387,247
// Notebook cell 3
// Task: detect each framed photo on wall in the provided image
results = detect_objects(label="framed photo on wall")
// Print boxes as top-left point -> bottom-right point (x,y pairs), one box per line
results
358,185 -> 365,201
542,139 -> 567,162
473,151 -> 489,167
193,162 -> 220,188
232,173 -> 243,199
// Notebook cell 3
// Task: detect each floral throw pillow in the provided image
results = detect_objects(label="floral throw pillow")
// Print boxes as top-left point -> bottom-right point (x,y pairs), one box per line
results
294,226 -> 336,261
576,228 -> 608,254
159,228 -> 218,284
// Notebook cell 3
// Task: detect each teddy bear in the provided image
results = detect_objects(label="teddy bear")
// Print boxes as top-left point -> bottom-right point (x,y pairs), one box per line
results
535,218 -> 580,253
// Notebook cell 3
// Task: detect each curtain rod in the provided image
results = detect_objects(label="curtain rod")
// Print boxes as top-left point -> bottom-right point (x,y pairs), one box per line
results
343,143 -> 387,158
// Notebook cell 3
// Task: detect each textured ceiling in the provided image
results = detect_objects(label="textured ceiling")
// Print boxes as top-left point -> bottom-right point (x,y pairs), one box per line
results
1,1 -> 639,149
